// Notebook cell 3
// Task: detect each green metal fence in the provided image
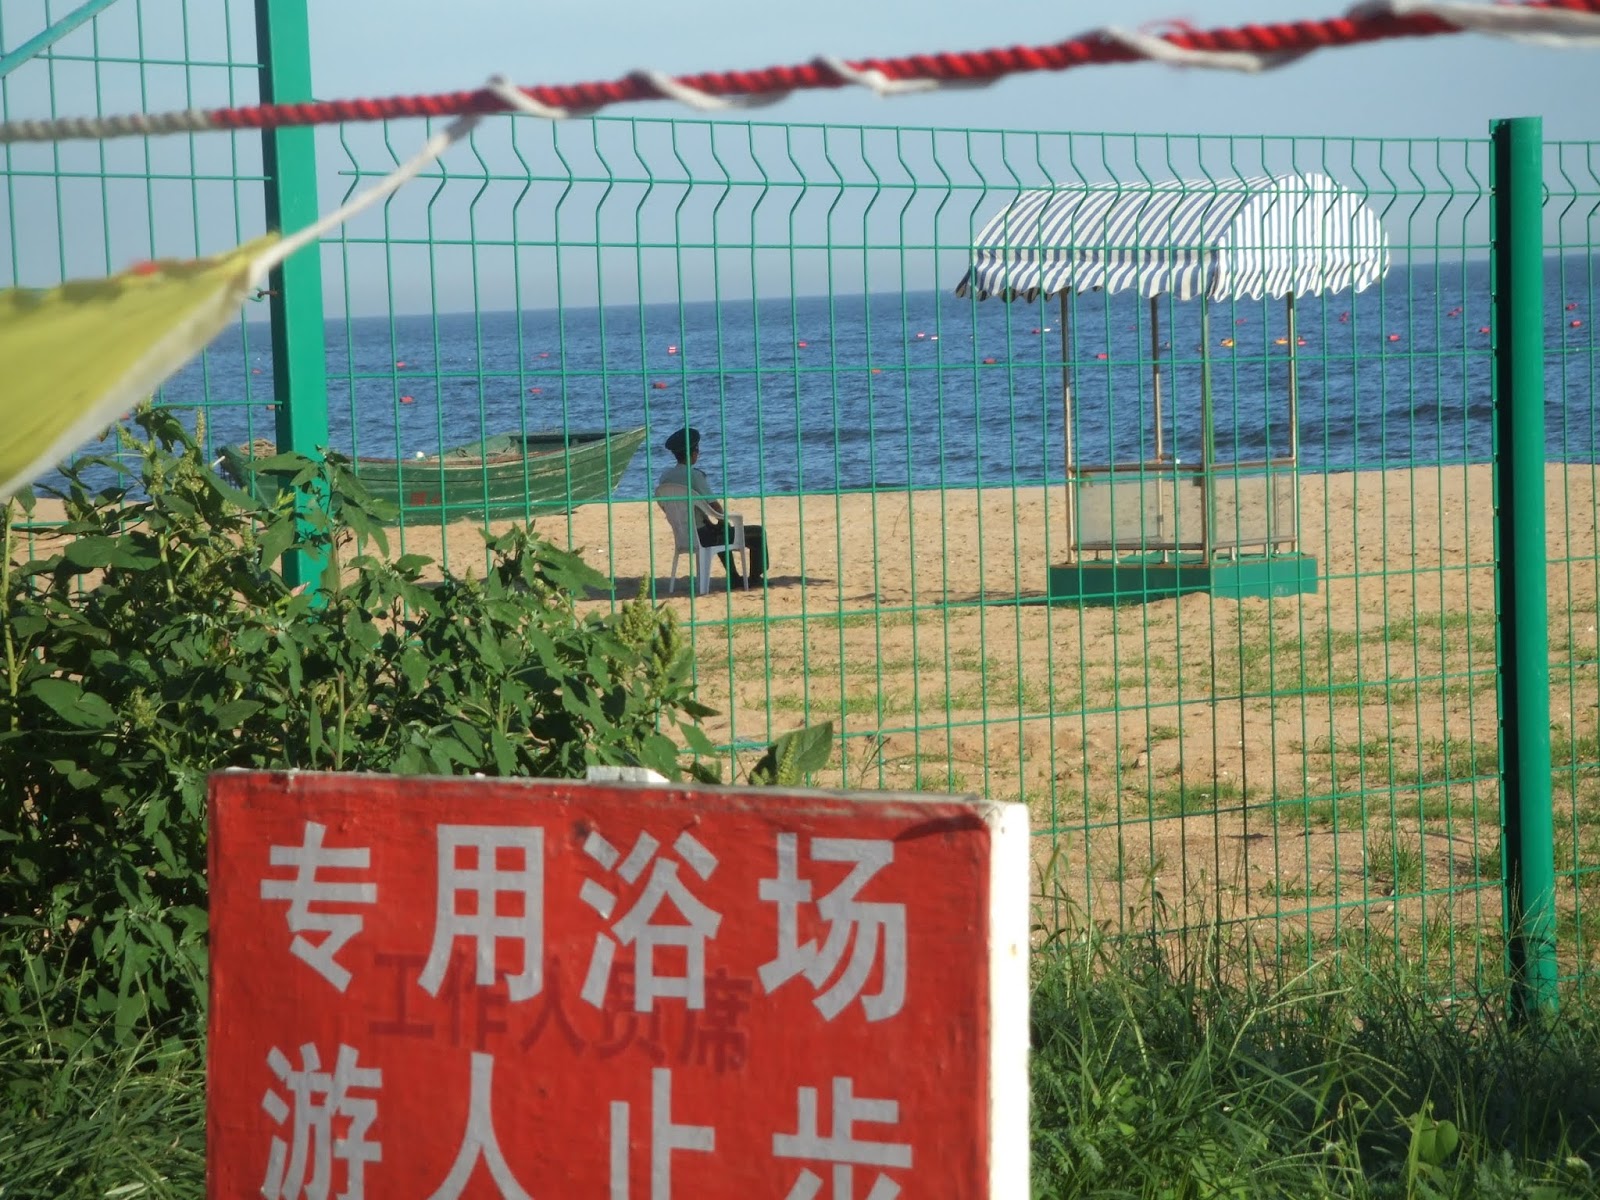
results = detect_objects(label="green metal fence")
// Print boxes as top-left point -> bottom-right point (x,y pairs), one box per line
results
4,0 -> 1599,1004
1545,134 -> 1600,1005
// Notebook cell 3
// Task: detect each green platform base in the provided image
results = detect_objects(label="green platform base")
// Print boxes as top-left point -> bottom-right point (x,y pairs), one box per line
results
1047,552 -> 1319,606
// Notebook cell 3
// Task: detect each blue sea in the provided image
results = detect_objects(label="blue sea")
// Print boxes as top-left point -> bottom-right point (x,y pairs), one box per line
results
50,255 -> 1598,502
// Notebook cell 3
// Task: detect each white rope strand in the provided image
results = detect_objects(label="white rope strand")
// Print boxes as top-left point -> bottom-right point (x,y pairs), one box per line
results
628,69 -> 791,110
484,74 -> 576,121
811,56 -> 942,96
1096,28 -> 1315,73
1355,0 -> 1600,45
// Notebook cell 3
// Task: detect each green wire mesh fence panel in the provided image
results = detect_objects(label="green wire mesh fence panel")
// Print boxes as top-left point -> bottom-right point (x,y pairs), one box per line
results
0,7 -> 1585,1006
1546,139 -> 1600,1000
312,115 -> 1533,992
0,0 -> 273,515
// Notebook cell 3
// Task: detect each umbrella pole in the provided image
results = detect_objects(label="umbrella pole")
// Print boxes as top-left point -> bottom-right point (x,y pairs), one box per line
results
1286,292 -> 1300,555
1200,294 -> 1213,563
1060,292 -> 1076,563
1150,294 -> 1165,557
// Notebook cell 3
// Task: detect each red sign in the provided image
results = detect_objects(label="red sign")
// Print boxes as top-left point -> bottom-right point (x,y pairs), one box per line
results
207,771 -> 1029,1198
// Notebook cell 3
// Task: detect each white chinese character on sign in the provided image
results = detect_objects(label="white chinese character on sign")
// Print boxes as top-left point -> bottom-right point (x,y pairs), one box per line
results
609,1067 -> 715,1199
261,1042 -> 382,1200
426,1052 -> 534,1200
419,826 -> 543,1002
772,1077 -> 913,1200
580,829 -> 721,1012
260,821 -> 377,991
758,835 -> 907,1021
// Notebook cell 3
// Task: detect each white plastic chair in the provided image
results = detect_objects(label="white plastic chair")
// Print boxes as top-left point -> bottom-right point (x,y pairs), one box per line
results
654,482 -> 746,596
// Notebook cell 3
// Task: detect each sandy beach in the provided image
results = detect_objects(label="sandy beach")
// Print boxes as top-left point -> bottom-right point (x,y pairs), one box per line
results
21,462 -> 1600,970
330,463 -> 1592,959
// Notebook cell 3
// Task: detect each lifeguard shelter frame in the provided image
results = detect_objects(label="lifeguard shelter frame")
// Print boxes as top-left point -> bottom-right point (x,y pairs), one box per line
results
956,171 -> 1392,603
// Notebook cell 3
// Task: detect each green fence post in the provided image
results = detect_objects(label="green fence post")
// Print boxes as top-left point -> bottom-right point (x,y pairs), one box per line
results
1491,115 -> 1558,1020
256,0 -> 329,591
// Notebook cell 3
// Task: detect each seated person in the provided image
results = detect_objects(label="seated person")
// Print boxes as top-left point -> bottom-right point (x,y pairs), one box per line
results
658,426 -> 768,587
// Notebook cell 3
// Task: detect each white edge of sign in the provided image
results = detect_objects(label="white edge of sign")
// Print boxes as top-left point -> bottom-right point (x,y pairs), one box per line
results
987,800 -> 1031,1199
583,765 -> 671,785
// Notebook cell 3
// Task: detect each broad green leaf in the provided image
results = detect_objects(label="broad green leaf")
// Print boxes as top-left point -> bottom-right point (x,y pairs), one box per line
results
0,234 -> 279,503
30,677 -> 117,730
678,721 -> 718,760
63,535 -> 160,571
749,720 -> 835,787
9,614 -> 48,639
211,699 -> 264,728
47,757 -> 98,789
395,553 -> 434,576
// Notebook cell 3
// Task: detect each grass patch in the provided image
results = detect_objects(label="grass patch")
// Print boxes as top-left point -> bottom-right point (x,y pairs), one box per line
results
1554,727 -> 1600,771
1366,832 -> 1426,896
1145,778 -> 1246,817
1396,737 -> 1501,787
1030,930 -> 1600,1198
0,1013 -> 206,1199
1414,785 -> 1491,825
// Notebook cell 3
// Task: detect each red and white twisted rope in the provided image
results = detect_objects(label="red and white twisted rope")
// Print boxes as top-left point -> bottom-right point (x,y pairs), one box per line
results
2,0 -> 1598,145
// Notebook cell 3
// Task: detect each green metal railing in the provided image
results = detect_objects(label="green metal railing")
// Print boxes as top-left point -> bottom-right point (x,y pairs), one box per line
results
4,1 -> 1599,1008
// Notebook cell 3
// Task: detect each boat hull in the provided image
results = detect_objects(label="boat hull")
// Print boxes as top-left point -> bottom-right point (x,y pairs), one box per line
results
221,426 -> 648,524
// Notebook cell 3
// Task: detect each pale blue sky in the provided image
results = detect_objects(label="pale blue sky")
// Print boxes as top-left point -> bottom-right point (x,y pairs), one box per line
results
301,1 -> 1599,313
310,0 -> 1594,140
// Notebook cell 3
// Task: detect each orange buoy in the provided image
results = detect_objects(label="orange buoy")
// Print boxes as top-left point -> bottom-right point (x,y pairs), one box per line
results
251,367 -> 262,375
1296,337 -> 1307,346
266,404 -> 276,411
400,395 -> 415,404
982,357 -> 997,364
1568,302 -> 1579,311
1573,319 -> 1584,328
529,386 -> 542,393
1387,333 -> 1401,342
915,332 -> 926,339
668,345 -> 678,354
1479,326 -> 1491,334
1235,317 -> 1247,325
1095,352 -> 1108,360
798,340 -> 808,347
652,381 -> 668,390
871,368 -> 882,374
1220,338 -> 1235,348
395,360 -> 407,368
539,352 -> 550,359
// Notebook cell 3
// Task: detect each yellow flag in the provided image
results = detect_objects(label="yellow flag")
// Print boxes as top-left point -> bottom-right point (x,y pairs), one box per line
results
0,233 -> 279,503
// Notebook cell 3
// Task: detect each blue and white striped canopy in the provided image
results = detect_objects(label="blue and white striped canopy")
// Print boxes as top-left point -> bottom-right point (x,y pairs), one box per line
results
955,172 -> 1390,303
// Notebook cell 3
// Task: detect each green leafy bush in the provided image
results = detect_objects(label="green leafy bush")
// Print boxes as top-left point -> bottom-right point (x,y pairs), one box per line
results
0,410 -> 714,1045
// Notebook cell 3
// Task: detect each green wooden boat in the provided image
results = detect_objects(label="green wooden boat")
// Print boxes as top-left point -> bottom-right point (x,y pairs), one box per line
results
221,425 -> 648,523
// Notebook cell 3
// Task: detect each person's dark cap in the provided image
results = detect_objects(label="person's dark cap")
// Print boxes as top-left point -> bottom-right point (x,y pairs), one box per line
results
665,426 -> 701,462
